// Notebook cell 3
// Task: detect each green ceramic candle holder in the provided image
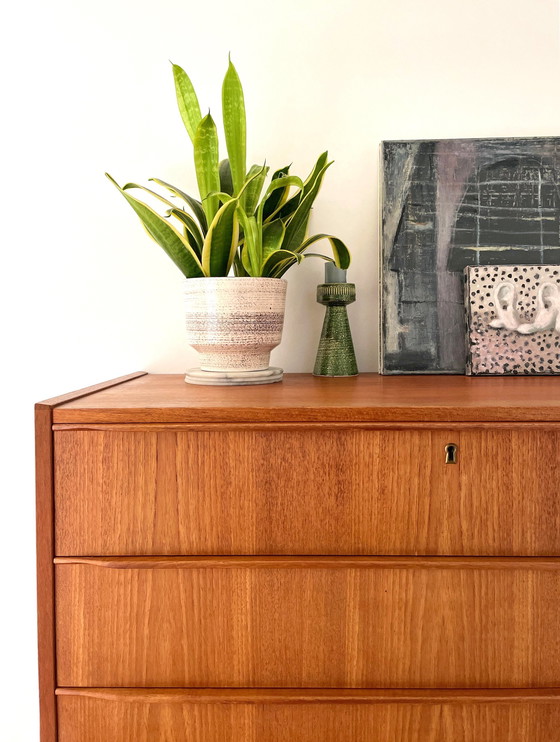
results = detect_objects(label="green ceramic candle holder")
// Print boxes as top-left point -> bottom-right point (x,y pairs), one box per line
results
313,274 -> 358,377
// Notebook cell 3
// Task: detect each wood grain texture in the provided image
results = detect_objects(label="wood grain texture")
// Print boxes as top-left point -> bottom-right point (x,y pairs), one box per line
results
55,558 -> 560,688
37,372 -> 147,407
52,421 -> 560,431
40,372 -> 560,740
56,690 -> 560,742
52,373 -> 560,423
35,404 -> 57,742
35,372 -> 146,742
54,556 -> 560,570
55,688 -> 560,703
54,428 -> 560,556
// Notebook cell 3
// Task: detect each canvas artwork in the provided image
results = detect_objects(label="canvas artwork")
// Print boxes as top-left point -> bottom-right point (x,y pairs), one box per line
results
465,265 -> 560,376
380,137 -> 560,374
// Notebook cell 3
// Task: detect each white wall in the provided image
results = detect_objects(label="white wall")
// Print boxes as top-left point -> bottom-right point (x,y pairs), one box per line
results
1,0 -> 559,738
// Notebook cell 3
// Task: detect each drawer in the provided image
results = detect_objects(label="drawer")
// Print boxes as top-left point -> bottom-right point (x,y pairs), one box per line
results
54,427 -> 560,556
56,689 -> 560,742
55,557 -> 560,688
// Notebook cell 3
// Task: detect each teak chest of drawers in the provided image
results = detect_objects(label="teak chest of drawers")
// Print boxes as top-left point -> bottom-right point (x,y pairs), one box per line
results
36,372 -> 560,741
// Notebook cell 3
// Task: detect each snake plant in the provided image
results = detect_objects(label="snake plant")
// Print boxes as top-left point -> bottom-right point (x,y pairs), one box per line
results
106,60 -> 350,279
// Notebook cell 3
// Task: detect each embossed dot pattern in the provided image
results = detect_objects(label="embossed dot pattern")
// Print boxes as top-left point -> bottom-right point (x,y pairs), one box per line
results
466,265 -> 560,375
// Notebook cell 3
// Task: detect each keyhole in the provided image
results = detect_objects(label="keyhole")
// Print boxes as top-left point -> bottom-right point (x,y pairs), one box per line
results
445,443 -> 458,464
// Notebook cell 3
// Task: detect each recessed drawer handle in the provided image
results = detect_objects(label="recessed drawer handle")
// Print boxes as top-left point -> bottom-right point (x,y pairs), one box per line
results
445,443 -> 458,464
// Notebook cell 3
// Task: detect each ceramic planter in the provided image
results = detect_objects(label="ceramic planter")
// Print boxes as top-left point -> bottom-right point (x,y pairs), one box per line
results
184,277 -> 287,385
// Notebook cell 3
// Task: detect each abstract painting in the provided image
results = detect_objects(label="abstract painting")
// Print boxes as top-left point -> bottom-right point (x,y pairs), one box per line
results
380,137 -> 560,373
466,265 -> 560,375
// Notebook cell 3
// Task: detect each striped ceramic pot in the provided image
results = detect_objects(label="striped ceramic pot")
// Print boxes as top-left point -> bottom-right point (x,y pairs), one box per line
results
184,277 -> 287,381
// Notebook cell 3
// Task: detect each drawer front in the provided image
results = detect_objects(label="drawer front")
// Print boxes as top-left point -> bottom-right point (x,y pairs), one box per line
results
55,558 -> 560,688
54,428 -> 560,556
56,690 -> 560,742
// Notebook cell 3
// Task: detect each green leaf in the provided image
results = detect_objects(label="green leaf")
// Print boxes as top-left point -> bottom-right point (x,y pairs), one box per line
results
261,248 -> 302,277
295,233 -> 351,268
222,59 -> 246,195
219,159 -> 234,196
106,174 -> 204,278
271,251 -> 342,279
172,63 -> 202,143
149,178 -> 208,233
236,164 -> 268,202
262,219 -> 286,259
167,208 -> 204,257
125,182 -> 205,257
194,113 -> 220,226
257,175 -> 303,226
242,163 -> 269,214
262,174 -> 304,198
271,250 -> 344,278
233,252 -> 249,277
303,151 -> 330,191
122,182 -> 175,209
236,207 -> 260,276
272,165 -> 291,179
240,243 -> 252,274
205,190 -> 235,204
262,165 -> 290,221
276,152 -> 329,221
202,198 -> 239,276
282,160 -> 332,253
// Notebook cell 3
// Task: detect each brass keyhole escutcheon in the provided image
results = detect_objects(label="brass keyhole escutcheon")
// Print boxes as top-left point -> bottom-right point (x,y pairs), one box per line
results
445,443 -> 458,464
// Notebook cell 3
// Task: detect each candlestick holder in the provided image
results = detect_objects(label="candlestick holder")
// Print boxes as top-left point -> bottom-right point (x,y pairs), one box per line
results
313,280 -> 358,377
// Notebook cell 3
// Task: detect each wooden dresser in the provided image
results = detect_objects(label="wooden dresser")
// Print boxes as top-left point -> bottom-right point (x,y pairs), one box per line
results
36,373 -> 560,741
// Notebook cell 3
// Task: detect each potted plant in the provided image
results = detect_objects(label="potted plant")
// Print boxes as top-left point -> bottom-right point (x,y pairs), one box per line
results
107,59 -> 350,385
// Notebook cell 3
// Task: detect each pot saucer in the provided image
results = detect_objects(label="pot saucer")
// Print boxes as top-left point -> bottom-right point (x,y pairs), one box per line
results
185,367 -> 283,386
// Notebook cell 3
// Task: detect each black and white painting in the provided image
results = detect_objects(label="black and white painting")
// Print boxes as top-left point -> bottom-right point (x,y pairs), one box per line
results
380,137 -> 560,374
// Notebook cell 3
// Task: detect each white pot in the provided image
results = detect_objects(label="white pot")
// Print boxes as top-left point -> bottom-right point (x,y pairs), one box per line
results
184,277 -> 287,381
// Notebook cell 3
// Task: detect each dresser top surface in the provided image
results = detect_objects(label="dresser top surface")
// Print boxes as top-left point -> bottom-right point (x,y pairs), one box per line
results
40,372 -> 560,424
